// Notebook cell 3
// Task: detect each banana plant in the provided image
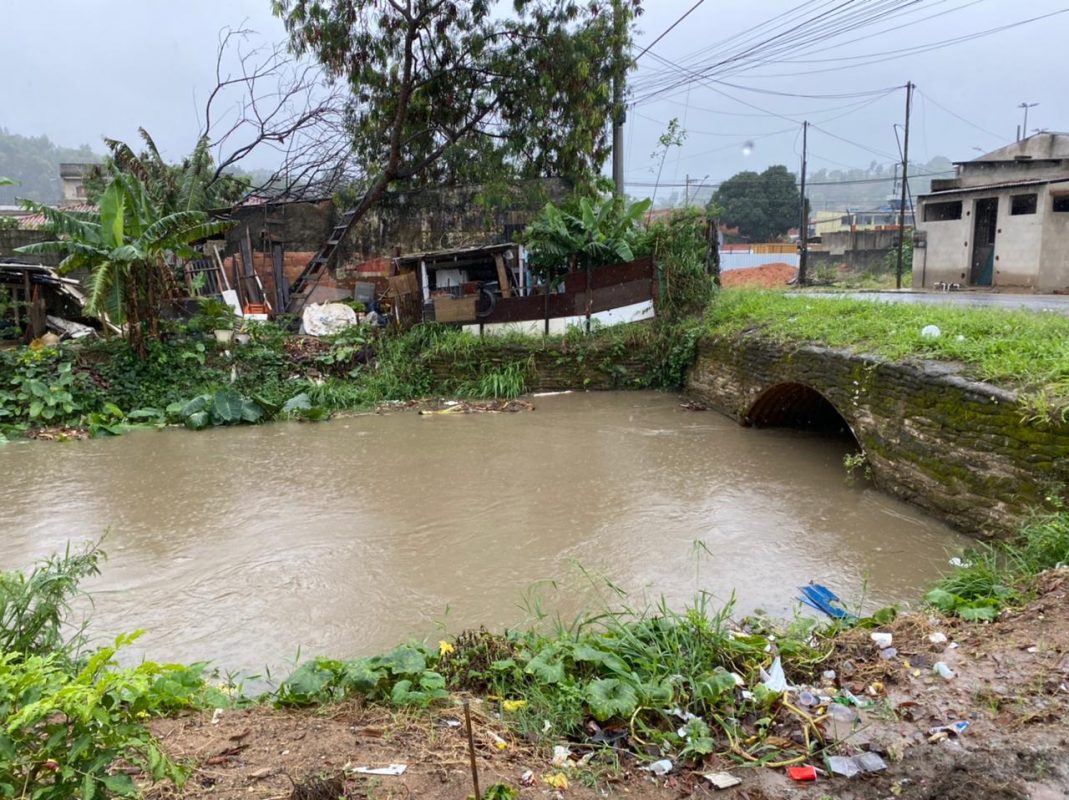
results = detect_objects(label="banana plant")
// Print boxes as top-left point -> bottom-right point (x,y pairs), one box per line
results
524,194 -> 652,280
15,173 -> 231,356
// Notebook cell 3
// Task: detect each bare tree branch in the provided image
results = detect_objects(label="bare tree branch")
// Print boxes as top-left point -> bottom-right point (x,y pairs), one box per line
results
200,27 -> 360,202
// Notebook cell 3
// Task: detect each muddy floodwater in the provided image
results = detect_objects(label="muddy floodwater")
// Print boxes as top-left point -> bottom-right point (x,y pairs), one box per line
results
1,391 -> 971,673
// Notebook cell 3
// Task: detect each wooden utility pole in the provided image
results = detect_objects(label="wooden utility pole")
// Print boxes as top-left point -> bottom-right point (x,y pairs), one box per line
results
797,120 -> 809,286
896,82 -> 913,290
612,0 -> 626,197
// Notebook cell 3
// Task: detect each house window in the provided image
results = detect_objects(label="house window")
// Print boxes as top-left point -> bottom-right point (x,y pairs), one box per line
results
1010,193 -> 1037,215
1053,194 -> 1069,213
923,200 -> 962,221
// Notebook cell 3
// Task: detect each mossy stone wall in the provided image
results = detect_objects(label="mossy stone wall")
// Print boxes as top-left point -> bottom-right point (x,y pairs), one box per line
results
423,341 -> 652,392
687,333 -> 1069,538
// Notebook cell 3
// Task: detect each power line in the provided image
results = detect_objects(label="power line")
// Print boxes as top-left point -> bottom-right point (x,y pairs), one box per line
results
633,0 -> 707,62
627,169 -> 957,189
916,89 -> 1009,143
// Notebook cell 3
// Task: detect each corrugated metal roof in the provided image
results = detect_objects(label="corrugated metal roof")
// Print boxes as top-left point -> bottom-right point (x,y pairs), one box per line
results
919,175 -> 1069,199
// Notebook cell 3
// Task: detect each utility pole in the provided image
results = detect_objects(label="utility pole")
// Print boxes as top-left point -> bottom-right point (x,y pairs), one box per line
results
896,82 -> 913,290
612,0 -> 626,197
798,120 -> 809,287
1018,102 -> 1038,141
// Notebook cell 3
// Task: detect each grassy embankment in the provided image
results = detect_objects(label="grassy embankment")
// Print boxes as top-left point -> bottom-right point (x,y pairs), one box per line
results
706,289 -> 1069,420
0,317 -> 699,441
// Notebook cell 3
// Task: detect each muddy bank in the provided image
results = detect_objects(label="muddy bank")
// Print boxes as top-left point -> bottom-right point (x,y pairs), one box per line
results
147,570 -> 1069,800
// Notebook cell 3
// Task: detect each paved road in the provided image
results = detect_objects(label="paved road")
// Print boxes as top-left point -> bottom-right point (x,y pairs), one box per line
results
811,290 -> 1069,316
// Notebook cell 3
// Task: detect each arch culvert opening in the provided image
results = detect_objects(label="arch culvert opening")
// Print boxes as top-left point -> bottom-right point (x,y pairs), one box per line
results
745,382 -> 857,442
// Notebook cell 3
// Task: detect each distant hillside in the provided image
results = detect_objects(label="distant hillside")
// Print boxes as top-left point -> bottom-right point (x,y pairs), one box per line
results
806,156 -> 955,211
0,129 -> 100,204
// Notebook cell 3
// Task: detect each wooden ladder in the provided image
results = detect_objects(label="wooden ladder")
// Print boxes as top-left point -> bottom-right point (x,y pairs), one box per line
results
285,206 -> 358,315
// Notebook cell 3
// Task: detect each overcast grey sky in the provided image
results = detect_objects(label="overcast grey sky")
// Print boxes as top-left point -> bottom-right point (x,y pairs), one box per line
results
5,0 -> 1067,202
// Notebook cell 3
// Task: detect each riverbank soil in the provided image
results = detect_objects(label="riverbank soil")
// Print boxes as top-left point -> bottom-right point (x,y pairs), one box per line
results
147,571 -> 1068,800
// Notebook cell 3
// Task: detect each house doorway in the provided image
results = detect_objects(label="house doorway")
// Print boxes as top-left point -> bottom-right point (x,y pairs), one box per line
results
970,197 -> 998,286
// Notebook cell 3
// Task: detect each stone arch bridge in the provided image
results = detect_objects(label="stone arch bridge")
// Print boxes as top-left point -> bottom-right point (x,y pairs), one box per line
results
686,334 -> 1069,538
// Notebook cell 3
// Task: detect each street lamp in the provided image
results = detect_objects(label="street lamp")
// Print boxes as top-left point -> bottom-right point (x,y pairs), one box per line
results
1018,102 -> 1038,141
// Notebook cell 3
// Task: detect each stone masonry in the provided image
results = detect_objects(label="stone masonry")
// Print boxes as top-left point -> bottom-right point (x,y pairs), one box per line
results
687,333 -> 1069,539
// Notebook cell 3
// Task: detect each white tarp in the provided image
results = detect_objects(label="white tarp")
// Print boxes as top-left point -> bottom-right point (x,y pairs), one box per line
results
301,302 -> 358,336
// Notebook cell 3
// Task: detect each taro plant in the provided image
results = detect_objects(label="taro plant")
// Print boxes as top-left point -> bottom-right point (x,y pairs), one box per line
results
172,389 -> 264,430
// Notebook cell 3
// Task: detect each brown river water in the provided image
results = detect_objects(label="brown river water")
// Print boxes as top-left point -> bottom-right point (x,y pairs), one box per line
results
0,391 -> 971,673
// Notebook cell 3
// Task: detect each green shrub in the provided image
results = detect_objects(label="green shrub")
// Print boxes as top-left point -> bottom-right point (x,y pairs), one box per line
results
0,637 -> 209,799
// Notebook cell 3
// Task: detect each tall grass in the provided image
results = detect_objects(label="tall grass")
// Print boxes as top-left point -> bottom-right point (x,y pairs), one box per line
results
927,509 -> 1069,619
0,541 -> 102,663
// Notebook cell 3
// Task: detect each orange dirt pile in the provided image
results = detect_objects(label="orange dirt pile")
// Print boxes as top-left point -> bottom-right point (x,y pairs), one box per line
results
721,261 -> 798,288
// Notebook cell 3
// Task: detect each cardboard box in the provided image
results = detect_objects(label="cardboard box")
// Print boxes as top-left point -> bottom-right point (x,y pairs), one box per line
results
433,295 -> 478,323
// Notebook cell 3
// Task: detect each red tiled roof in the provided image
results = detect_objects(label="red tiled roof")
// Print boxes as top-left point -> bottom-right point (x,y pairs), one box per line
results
17,202 -> 96,231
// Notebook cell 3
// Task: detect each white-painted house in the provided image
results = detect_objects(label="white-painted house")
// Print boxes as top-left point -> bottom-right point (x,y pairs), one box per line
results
914,133 -> 1069,291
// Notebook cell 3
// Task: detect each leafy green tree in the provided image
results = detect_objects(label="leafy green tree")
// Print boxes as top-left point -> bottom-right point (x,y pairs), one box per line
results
272,0 -> 641,227
16,173 -> 231,356
712,165 -> 800,241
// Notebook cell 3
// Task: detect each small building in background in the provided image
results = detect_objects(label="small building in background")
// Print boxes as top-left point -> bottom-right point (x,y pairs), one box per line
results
914,133 -> 1069,291
59,163 -> 92,202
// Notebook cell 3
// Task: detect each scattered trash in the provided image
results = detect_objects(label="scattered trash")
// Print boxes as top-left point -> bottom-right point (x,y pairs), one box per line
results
543,773 -> 569,790
348,764 -> 407,776
520,770 -> 534,787
855,752 -> 888,773
210,708 -> 224,725
948,557 -> 973,568
531,390 -> 573,398
1026,645 -> 1039,654
879,647 -> 899,661
787,765 -> 818,782
827,703 -> 859,723
46,315 -> 95,340
798,690 -> 818,707
921,324 -> 941,338
928,632 -> 948,645
760,656 -> 788,692
870,632 -> 893,649
927,721 -> 969,737
441,719 -> 462,728
933,662 -> 956,680
642,759 -> 673,776
827,755 -> 861,778
487,731 -> 508,750
822,669 -> 837,681
551,746 -> 572,767
798,583 -> 856,620
704,771 -> 743,789
842,688 -> 865,706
